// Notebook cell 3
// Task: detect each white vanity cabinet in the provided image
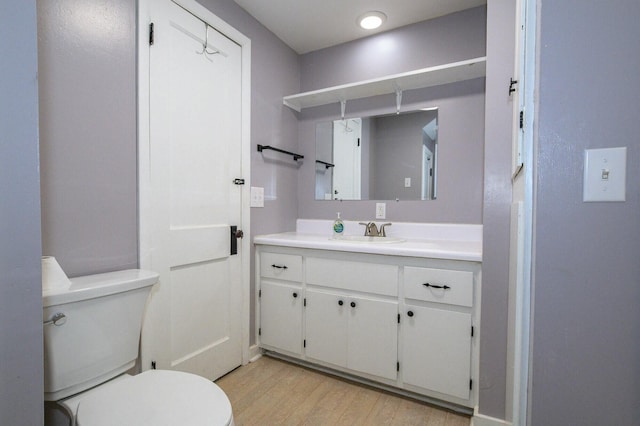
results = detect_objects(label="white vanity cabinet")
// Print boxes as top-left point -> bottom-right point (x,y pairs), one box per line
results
305,257 -> 399,380
402,267 -> 475,401
256,241 -> 480,411
258,252 -> 304,355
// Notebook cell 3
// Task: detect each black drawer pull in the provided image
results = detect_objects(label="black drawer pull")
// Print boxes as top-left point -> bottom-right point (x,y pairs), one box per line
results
271,264 -> 288,269
423,283 -> 451,290
407,311 -> 414,317
292,292 -> 298,298
338,300 -> 344,306
350,301 -> 356,308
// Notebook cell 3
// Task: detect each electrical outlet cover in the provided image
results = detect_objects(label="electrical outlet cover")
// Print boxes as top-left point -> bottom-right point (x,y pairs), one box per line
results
376,203 -> 386,219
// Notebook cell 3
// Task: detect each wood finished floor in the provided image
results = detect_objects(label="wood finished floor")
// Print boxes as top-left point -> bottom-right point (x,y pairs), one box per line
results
215,356 -> 470,426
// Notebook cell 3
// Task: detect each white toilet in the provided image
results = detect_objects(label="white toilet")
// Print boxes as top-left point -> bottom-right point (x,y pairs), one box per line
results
42,269 -> 234,426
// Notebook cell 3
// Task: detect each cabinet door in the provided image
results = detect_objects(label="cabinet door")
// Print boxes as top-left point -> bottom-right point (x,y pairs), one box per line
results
260,281 -> 303,355
402,305 -> 472,400
348,296 -> 398,380
305,289 -> 348,367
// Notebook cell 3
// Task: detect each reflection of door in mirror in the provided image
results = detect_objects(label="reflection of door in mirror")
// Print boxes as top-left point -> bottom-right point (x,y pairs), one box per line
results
332,118 -> 361,200
421,117 -> 437,200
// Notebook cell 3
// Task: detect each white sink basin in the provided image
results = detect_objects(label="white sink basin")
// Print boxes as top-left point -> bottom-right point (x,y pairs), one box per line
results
331,235 -> 405,244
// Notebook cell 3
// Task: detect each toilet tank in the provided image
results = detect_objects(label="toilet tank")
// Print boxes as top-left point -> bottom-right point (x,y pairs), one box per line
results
43,269 -> 159,401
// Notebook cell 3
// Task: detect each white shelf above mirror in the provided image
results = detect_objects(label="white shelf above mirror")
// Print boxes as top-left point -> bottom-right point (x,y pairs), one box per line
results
283,56 -> 487,112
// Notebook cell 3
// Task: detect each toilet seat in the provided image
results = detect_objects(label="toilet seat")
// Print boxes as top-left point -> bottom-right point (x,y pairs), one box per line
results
73,370 -> 233,426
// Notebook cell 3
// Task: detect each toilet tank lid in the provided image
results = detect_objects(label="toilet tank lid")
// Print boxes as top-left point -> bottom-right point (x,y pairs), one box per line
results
43,269 -> 159,307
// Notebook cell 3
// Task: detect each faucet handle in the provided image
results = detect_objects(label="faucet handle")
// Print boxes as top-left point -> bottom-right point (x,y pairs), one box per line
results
379,223 -> 392,237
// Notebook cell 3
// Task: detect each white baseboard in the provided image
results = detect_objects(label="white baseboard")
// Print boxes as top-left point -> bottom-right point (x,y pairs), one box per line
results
472,411 -> 511,426
248,344 -> 262,363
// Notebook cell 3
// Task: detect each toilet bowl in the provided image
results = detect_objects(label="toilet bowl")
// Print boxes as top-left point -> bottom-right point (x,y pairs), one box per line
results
43,268 -> 234,426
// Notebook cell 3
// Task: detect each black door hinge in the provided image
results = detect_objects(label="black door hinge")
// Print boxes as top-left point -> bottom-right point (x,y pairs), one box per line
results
258,289 -> 261,298
509,77 -> 518,96
519,110 -> 524,129
233,178 -> 245,185
149,23 -> 154,46
471,326 -> 474,337
258,327 -> 261,336
397,362 -> 400,372
470,379 -> 473,390
304,298 -> 307,307
303,340 -> 306,348
397,313 -> 400,324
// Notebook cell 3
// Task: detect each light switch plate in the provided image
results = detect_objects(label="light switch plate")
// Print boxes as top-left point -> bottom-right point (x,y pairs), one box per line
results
250,186 -> 264,207
404,177 -> 411,188
583,147 -> 626,202
376,202 -> 386,219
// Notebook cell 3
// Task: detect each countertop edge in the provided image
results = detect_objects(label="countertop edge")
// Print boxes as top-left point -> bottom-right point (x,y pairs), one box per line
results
254,233 -> 482,263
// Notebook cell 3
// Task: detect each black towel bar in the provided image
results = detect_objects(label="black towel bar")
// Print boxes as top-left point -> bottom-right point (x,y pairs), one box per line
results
257,144 -> 304,161
315,160 -> 335,169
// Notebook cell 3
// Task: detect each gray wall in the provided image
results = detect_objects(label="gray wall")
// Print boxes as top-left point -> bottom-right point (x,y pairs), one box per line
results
530,1 -> 640,424
296,7 -> 486,224
301,7 -> 488,92
38,0 -> 139,277
480,0 -> 517,418
0,1 -> 44,424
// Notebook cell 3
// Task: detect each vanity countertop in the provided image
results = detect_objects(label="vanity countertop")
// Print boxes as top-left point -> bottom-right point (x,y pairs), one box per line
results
254,220 -> 482,262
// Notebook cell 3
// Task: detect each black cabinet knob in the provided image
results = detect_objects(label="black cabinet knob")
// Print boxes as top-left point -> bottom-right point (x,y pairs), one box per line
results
338,300 -> 344,306
350,301 -> 356,308
407,311 -> 414,317
292,292 -> 298,298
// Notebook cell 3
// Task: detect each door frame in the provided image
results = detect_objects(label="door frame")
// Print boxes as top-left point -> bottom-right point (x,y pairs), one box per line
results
137,0 -> 252,366
507,0 -> 537,424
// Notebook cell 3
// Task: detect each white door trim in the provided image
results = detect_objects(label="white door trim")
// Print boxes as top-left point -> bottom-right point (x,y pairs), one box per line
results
507,0 -> 537,424
137,0 -> 252,366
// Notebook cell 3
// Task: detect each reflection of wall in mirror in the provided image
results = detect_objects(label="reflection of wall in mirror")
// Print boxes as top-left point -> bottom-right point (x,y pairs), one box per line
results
315,121 -> 333,199
371,110 -> 437,200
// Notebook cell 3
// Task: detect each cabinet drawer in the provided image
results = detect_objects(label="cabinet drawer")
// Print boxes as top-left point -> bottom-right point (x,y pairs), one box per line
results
260,252 -> 303,282
404,267 -> 473,307
306,257 -> 398,297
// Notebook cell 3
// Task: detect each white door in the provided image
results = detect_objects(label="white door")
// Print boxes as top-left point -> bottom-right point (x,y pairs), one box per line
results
141,0 -> 243,380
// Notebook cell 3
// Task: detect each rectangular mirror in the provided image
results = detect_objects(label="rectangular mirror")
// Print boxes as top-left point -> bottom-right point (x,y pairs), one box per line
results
315,108 -> 438,201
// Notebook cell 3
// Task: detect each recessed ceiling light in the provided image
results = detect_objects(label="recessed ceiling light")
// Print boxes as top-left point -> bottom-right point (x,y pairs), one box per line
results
358,11 -> 387,30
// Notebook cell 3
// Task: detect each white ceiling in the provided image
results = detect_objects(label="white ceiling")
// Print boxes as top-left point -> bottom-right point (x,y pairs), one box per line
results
233,0 -> 487,54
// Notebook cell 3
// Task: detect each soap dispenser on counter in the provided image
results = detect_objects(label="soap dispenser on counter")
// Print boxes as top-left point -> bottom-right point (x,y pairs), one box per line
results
333,212 -> 344,238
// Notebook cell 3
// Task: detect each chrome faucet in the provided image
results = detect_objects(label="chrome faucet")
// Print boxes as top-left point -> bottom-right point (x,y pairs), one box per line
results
359,222 -> 392,237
